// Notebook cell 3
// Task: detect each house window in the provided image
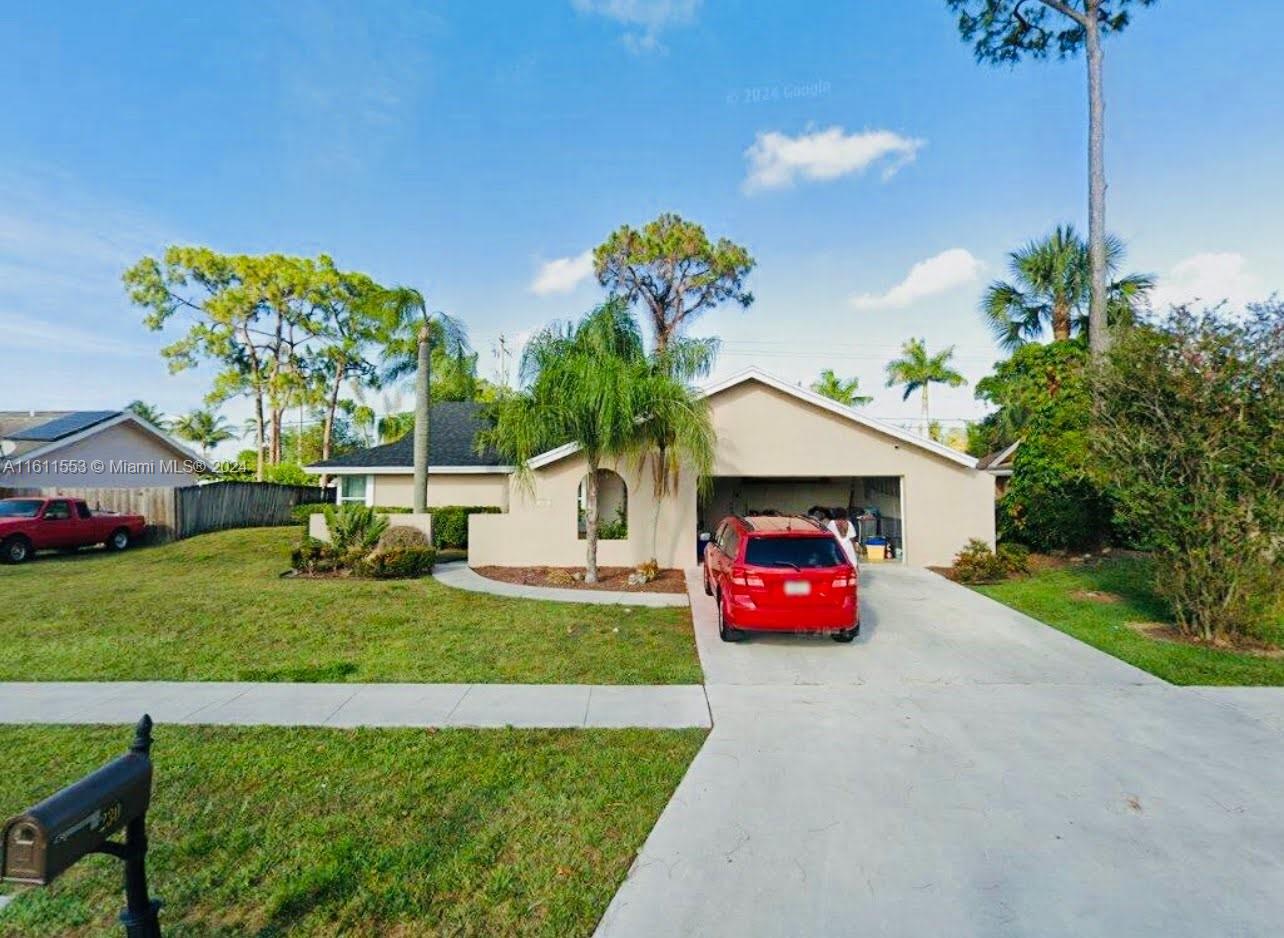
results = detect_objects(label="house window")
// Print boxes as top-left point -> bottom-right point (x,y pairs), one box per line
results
577,469 -> 628,540
337,475 -> 370,505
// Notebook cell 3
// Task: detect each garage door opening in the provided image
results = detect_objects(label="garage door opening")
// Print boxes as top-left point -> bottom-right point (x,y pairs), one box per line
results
698,476 -> 904,561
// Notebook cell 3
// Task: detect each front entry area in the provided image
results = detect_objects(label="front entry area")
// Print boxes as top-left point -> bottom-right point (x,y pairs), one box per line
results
699,475 -> 904,560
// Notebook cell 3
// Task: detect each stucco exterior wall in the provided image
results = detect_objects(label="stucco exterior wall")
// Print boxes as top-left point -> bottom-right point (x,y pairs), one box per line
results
369,473 -> 509,509
0,421 -> 201,488
469,454 -> 698,569
467,378 -> 994,571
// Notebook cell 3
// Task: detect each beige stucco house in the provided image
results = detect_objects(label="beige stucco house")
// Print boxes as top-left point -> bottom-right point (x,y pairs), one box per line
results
309,370 -> 996,569
0,410 -> 205,489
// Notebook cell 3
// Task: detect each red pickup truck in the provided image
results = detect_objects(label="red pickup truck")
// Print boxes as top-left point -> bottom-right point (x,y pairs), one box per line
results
0,497 -> 147,564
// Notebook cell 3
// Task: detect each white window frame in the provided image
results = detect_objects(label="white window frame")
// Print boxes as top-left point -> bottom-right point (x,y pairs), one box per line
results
336,473 -> 374,506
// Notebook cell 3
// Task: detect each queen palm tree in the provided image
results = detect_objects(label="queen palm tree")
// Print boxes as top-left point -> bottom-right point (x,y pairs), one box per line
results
885,339 -> 967,438
810,370 -> 873,407
982,225 -> 1154,351
377,288 -> 470,513
171,408 -> 235,462
487,299 -> 714,583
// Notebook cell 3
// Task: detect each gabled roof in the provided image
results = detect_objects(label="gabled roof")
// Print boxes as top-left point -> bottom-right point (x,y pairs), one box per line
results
306,402 -> 511,474
0,410 -> 203,466
976,440 -> 1020,472
529,367 -> 980,470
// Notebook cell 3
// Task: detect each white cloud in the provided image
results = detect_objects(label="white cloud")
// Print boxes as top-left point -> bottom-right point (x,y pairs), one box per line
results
571,0 -> 700,53
850,249 -> 984,311
1149,252 -> 1265,310
529,249 -> 595,296
743,126 -> 924,193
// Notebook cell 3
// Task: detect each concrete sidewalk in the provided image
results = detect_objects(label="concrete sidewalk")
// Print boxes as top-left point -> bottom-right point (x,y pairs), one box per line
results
434,561 -> 689,607
0,682 -> 711,729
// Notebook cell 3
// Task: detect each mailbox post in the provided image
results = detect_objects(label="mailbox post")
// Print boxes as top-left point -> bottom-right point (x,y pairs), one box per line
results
1,715 -> 161,937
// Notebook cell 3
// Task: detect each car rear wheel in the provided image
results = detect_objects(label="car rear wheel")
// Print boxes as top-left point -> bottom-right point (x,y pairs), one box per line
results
716,591 -> 744,643
702,567 -> 713,596
2,536 -> 31,565
107,529 -> 130,551
832,624 -> 859,643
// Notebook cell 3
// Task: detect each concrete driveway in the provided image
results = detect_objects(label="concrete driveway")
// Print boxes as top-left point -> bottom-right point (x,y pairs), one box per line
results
596,564 -> 1284,937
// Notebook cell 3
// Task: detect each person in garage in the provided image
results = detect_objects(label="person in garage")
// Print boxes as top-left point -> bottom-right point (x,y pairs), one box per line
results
826,507 -> 860,568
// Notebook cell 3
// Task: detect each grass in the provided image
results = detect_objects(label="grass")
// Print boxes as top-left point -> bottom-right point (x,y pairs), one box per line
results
0,527 -> 701,685
976,554 -> 1284,686
0,724 -> 704,937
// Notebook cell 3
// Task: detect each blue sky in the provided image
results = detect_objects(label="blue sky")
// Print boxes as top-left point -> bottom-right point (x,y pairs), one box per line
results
3,0 -> 1282,450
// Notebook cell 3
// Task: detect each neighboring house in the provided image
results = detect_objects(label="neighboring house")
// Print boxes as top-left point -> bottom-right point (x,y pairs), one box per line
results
307,370 -> 997,569
308,402 -> 512,510
976,440 -> 1020,498
0,410 -> 205,489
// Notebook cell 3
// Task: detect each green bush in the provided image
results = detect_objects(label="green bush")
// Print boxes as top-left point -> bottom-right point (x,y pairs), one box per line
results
378,525 -> 431,550
323,504 -> 388,555
426,505 -> 502,550
951,539 -> 1026,584
1095,302 -> 1284,642
353,546 -> 437,579
291,503 -> 326,526
290,539 -> 341,575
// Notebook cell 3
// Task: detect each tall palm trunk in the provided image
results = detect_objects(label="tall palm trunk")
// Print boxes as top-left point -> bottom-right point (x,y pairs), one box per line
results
584,461 -> 600,583
920,385 -> 930,438
1085,2 -> 1109,359
413,323 -> 431,514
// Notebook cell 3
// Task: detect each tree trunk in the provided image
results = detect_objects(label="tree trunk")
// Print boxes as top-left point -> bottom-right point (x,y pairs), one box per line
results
253,397 -> 266,482
269,409 -> 282,466
920,384 -> 930,438
321,373 -> 342,489
1052,299 -> 1072,342
1085,4 -> 1109,359
584,462 -> 600,584
413,323 -> 431,514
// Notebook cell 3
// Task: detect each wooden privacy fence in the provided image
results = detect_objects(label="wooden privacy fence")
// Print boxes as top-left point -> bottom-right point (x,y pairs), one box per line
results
0,482 -> 328,543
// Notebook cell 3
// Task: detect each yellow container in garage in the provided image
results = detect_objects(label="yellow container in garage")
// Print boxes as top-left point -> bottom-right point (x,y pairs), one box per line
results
864,544 -> 887,562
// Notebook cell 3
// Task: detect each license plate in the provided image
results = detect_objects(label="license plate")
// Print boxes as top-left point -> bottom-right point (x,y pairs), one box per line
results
784,580 -> 811,596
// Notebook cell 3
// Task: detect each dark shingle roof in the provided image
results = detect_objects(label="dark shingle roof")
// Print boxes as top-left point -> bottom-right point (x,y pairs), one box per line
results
310,402 -> 504,469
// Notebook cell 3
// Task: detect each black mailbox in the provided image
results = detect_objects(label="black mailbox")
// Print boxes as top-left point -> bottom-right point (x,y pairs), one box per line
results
0,716 -> 161,937
2,746 -> 152,884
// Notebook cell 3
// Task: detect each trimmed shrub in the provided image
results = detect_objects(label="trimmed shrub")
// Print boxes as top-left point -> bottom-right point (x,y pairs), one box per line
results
352,546 -> 437,579
290,539 -> 342,575
378,525 -> 431,550
426,505 -> 502,550
949,540 -> 1030,584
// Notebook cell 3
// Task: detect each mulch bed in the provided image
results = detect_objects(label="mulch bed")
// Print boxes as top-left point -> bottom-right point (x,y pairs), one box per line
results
474,566 -> 688,594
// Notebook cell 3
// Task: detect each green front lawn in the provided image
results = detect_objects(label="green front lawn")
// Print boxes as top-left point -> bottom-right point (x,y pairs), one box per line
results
0,528 -> 701,685
976,554 -> 1284,686
0,724 -> 704,936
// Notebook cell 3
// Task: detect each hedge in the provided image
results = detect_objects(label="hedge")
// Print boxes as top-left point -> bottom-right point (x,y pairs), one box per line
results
368,504 -> 502,550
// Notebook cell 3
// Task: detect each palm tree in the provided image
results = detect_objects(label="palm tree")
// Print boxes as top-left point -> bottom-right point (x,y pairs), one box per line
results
377,288 -> 470,514
982,225 -> 1154,351
171,408 -> 235,461
125,400 -> 168,429
487,299 -> 714,583
885,339 -> 967,438
810,370 -> 872,407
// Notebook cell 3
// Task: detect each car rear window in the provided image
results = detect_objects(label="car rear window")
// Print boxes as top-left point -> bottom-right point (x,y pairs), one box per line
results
745,536 -> 846,569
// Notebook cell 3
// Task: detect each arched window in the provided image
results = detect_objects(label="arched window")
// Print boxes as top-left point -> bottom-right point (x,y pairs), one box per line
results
578,469 -> 628,540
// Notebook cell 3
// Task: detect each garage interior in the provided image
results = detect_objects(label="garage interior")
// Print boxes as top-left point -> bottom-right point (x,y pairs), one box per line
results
699,475 -> 904,560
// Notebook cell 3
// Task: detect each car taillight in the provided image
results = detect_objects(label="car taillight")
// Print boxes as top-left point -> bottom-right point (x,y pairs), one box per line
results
730,567 -> 764,588
832,574 -> 857,588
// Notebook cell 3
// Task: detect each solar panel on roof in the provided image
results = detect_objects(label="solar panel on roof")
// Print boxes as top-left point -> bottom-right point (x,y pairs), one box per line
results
7,411 -> 120,442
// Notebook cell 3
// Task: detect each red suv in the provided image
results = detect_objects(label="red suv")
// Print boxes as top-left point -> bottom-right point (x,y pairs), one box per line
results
702,515 -> 859,643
